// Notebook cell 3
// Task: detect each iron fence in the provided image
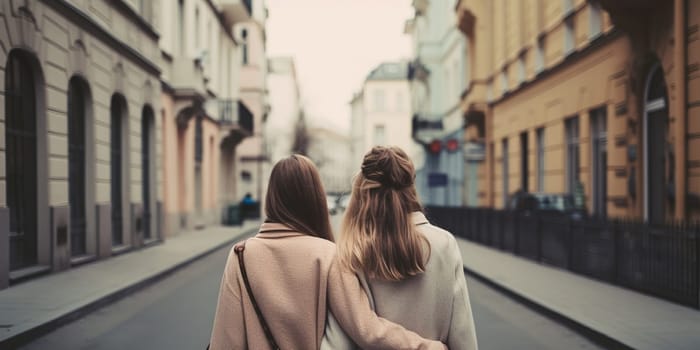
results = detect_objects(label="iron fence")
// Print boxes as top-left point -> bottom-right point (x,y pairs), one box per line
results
424,206 -> 700,309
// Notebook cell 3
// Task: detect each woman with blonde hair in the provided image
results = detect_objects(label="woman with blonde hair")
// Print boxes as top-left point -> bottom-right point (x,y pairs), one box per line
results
324,146 -> 478,349
209,154 -> 445,350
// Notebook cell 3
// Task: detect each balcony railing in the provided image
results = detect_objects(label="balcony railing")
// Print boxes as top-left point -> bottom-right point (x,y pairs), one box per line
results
218,99 -> 254,134
411,113 -> 444,145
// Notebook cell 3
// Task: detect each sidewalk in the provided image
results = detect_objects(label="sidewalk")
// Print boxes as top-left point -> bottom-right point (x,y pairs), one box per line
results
457,238 -> 700,350
0,221 -> 260,348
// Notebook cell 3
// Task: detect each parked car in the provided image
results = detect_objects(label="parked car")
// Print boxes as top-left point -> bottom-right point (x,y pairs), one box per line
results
337,193 -> 352,212
509,192 -> 587,220
326,194 -> 339,215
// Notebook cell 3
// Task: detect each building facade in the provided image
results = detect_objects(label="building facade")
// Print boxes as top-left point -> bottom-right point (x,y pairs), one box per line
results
158,0 -> 253,235
307,127 -> 352,194
265,56 -> 301,165
234,1 -> 269,205
0,0 -> 162,289
406,0 -> 469,207
456,0 -> 700,221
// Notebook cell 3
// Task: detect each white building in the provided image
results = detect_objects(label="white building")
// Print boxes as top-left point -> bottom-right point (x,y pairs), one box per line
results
265,57 -> 302,165
0,0 -> 162,288
349,62 -> 419,172
405,0 -> 469,206
308,128 -> 352,194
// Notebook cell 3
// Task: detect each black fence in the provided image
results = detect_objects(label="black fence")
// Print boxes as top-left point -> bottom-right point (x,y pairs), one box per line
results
424,206 -> 700,309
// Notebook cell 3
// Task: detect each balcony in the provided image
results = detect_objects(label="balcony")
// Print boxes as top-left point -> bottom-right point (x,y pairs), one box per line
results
218,99 -> 254,149
170,56 -> 207,98
220,0 -> 252,27
412,113 -> 443,145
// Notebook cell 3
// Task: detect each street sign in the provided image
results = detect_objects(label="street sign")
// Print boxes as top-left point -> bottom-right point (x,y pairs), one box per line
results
428,172 -> 448,187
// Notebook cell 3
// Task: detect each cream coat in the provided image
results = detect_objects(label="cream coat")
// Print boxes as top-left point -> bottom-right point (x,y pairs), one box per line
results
323,212 -> 479,350
209,222 -> 446,350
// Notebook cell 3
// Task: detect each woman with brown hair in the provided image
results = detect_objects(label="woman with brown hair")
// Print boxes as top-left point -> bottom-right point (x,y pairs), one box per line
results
324,146 -> 478,349
208,154 -> 445,350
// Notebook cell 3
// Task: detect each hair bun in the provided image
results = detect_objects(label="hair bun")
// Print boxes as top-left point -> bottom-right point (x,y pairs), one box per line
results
361,147 -> 414,190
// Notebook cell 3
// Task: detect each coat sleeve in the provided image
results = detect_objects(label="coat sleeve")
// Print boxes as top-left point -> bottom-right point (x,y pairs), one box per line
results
446,236 -> 479,350
209,247 -> 247,350
326,258 -> 447,350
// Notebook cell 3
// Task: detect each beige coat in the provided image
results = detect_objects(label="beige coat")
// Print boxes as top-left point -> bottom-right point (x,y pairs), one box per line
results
209,222 -> 446,350
323,212 -> 479,350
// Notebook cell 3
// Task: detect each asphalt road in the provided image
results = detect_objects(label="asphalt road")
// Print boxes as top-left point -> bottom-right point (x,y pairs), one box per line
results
21,216 -> 602,350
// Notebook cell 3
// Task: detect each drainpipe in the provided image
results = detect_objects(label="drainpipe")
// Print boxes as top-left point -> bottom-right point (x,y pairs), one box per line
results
674,0 -> 687,220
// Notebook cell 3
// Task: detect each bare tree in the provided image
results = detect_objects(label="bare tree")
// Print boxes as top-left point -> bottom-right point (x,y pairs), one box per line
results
291,110 -> 310,156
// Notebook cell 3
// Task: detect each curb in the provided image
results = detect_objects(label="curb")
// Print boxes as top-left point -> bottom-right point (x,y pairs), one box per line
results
2,226 -> 258,349
462,265 -> 634,350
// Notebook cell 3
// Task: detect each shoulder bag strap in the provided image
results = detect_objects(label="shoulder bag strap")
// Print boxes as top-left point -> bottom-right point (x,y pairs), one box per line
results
235,241 -> 281,350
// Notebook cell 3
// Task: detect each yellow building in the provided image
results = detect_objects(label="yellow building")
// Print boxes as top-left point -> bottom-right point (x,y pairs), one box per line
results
456,0 -> 700,222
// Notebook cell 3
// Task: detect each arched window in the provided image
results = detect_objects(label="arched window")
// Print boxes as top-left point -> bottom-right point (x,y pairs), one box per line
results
68,77 -> 90,256
194,115 -> 203,218
110,94 -> 128,245
6,50 -> 39,270
141,106 -> 155,239
644,63 -> 671,225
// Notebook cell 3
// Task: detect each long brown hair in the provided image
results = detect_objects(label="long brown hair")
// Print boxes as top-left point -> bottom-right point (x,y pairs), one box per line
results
265,154 -> 334,242
338,146 -> 427,281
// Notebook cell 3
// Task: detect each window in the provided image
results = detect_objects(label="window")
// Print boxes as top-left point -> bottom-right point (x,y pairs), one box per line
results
195,7 -> 200,50
590,108 -> 607,217
517,57 -> 525,85
536,128 -> 545,192
110,94 -> 127,246
373,89 -> 386,112
565,117 -> 580,193
374,124 -> 386,145
589,1 -> 602,39
142,106 -> 155,239
500,69 -> 508,94
6,50 -> 39,269
487,81 -> 494,102
520,132 -> 529,192
241,28 -> 249,65
177,0 -> 185,54
68,77 -> 89,256
564,18 -> 575,55
502,138 -> 509,207
454,60 -> 460,99
563,0 -> 574,14
396,92 -> 404,112
535,38 -> 545,74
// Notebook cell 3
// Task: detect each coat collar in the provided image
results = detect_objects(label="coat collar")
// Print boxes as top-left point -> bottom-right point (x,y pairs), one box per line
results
256,221 -> 305,239
411,211 -> 430,226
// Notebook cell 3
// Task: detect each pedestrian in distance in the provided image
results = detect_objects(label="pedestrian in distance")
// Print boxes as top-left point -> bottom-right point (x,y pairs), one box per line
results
323,146 -> 478,350
208,154 -> 446,350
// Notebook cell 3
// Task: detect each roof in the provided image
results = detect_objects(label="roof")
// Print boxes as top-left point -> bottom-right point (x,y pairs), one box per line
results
366,61 -> 409,81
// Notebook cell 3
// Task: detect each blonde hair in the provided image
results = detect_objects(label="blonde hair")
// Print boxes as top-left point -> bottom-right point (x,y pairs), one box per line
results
338,146 -> 428,281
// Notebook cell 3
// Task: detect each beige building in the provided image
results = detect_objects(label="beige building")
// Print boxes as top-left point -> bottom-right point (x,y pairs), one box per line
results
158,0 -> 254,235
456,0 -> 700,222
0,0 -> 162,289
234,1 -> 269,205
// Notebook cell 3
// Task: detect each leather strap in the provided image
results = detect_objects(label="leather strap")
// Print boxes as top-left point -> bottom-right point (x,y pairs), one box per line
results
235,241 -> 281,350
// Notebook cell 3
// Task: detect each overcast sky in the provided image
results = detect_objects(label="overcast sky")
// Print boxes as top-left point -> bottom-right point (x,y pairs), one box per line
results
266,0 -> 413,134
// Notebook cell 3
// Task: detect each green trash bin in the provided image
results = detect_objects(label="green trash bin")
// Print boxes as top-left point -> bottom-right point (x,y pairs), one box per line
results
227,204 -> 241,226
